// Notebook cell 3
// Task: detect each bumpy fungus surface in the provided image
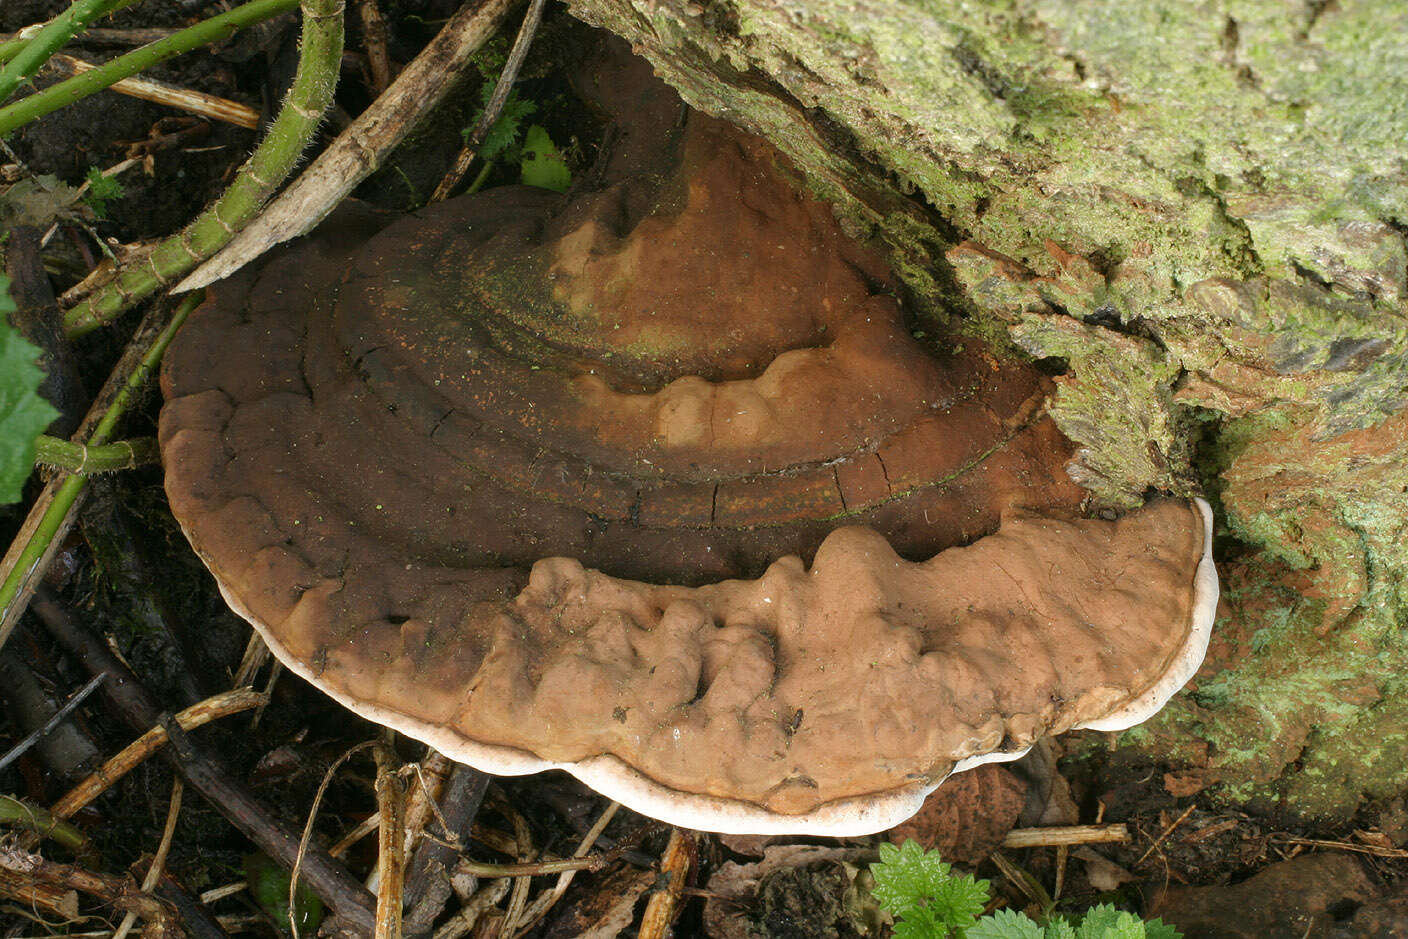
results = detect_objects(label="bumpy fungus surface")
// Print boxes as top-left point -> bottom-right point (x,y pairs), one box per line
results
160,55 -> 1216,834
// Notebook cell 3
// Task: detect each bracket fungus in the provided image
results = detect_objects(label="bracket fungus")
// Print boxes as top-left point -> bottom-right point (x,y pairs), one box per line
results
160,49 -> 1217,835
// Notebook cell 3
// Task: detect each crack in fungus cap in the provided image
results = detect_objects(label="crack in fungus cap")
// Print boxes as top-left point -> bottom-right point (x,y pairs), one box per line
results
160,41 -> 1217,835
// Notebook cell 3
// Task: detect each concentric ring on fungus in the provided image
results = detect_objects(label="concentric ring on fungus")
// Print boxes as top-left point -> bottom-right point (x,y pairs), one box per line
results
160,46 -> 1218,835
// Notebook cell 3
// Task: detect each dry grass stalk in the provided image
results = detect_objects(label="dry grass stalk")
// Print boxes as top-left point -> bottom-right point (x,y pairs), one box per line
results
47,54 -> 259,128
50,688 -> 266,819
110,778 -> 183,939
1001,823 -> 1131,849
176,0 -> 520,292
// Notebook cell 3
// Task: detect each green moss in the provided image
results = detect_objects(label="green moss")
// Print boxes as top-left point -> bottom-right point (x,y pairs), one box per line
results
1011,313 -> 1187,507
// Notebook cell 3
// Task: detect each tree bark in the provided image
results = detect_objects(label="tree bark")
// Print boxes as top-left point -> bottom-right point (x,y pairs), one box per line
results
564,0 -> 1408,820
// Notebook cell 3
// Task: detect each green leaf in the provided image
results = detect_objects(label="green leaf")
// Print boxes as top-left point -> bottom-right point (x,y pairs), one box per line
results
471,86 -> 536,164
1072,904 -> 1148,939
967,908 -> 1046,938
870,841 -> 990,935
891,902 -> 958,939
84,165 -> 126,219
0,275 -> 59,505
1140,919 -> 1183,939
519,124 -> 571,193
244,853 -> 324,935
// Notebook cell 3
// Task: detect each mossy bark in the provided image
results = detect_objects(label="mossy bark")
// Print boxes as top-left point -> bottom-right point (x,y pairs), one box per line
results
564,0 -> 1408,820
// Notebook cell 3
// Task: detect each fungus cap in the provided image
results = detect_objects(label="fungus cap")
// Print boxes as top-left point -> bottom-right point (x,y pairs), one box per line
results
160,49 -> 1217,835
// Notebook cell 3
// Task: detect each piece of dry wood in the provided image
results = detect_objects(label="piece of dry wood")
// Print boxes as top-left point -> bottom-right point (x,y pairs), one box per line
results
356,0 -> 392,94
374,741 -> 408,939
636,828 -> 697,939
176,0 -> 519,292
47,54 -> 259,129
0,865 -> 81,921
1000,824 -> 1131,849
404,763 -> 490,938
0,846 -> 180,937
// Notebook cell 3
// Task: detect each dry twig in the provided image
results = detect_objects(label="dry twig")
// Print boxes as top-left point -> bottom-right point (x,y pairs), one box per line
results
50,688 -> 266,819
0,846 -> 179,938
374,739 -> 408,939
176,0 -> 519,292
1136,805 -> 1197,865
509,801 -> 619,936
430,0 -> 546,201
356,0 -> 392,93
32,593 -> 377,933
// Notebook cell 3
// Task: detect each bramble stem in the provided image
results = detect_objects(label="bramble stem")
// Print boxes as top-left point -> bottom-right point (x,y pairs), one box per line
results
0,0 -> 138,103
63,0 -> 345,337
0,0 -> 299,137
0,293 -> 201,641
32,435 -> 158,473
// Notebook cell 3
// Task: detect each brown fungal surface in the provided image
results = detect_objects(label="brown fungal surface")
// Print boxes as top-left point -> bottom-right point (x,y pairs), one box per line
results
160,47 -> 1216,834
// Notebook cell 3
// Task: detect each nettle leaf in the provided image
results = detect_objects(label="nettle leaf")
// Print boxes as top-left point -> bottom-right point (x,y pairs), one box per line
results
1072,904 -> 1154,939
967,908 -> 1045,938
472,86 -> 537,164
1140,919 -> 1183,939
871,841 -> 990,934
519,124 -> 571,193
0,276 -> 60,504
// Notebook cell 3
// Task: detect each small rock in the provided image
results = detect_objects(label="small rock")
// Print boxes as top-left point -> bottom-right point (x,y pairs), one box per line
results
1147,853 -> 1377,938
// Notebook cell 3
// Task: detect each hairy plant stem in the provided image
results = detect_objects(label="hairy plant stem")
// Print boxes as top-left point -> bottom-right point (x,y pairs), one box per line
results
0,0 -> 140,101
0,292 -> 201,645
32,434 -> 159,473
63,0 -> 345,337
0,0 -> 299,137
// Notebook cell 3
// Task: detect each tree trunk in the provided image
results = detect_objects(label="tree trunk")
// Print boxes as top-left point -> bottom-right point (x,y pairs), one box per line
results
565,0 -> 1408,820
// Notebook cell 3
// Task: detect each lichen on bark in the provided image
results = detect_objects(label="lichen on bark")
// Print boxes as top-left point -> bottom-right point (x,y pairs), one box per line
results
563,0 -> 1408,818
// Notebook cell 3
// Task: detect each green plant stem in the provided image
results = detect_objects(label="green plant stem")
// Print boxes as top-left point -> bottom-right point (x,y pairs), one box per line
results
0,292 -> 200,643
0,795 -> 89,852
465,159 -> 494,195
0,0 -> 137,104
0,0 -> 299,137
63,0 -> 345,337
32,434 -> 158,473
